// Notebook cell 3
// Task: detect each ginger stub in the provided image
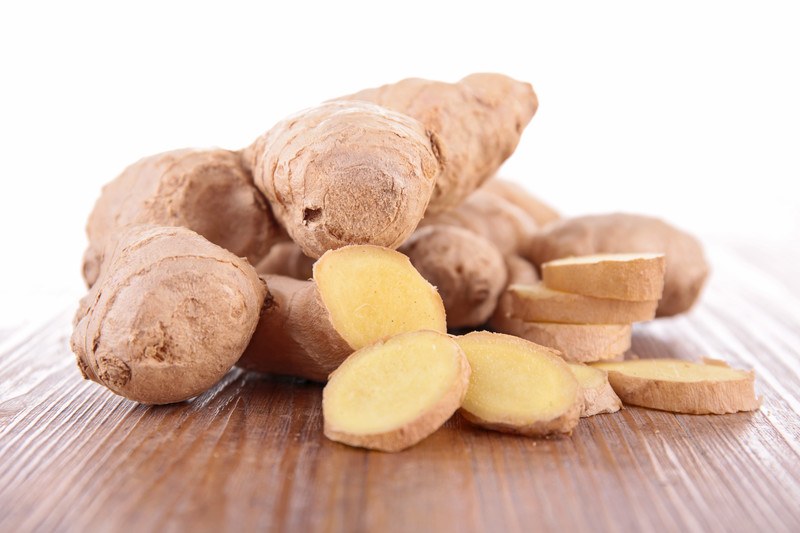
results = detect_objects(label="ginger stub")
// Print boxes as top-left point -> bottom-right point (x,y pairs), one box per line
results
503,283 -> 658,324
240,245 -> 447,381
593,359 -> 760,414
323,330 -> 470,452
72,225 -> 266,405
247,101 -> 440,259
541,253 -> 666,301
456,332 -> 580,437
568,363 -> 622,417
343,73 -> 538,213
82,148 -> 280,287
400,225 -> 507,329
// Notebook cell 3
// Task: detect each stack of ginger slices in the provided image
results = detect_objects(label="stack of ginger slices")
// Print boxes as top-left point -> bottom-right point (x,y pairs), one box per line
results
491,252 -> 666,364
321,251 -> 760,453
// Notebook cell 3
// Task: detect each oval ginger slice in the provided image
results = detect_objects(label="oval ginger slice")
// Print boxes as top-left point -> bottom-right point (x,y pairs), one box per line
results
456,332 -> 580,437
323,330 -> 470,452
314,245 -> 447,350
593,359 -> 761,414
541,253 -> 665,301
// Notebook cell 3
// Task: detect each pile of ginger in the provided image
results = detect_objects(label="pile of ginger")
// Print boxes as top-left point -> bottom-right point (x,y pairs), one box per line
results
72,73 -> 759,452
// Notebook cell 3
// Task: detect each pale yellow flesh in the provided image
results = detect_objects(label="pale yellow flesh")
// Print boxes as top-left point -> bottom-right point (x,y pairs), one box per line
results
324,330 -> 461,434
457,333 -> 577,424
314,245 -> 447,349
593,359 -> 749,382
568,363 -> 606,388
545,252 -> 664,267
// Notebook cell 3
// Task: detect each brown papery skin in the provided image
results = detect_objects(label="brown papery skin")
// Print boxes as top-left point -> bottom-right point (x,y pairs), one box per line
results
400,225 -> 507,329
82,148 -> 281,287
505,256 -> 539,286
343,73 -> 538,212
420,189 -> 539,256
246,101 -> 440,259
238,275 -> 352,382
71,225 -> 267,405
255,242 -> 315,280
482,179 -> 560,226
527,213 -> 709,316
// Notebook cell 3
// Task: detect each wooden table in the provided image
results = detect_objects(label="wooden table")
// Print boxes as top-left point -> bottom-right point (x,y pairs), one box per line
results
2,245 -> 799,532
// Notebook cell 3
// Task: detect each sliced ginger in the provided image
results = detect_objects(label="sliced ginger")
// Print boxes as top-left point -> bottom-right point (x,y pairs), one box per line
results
456,331 -> 580,437
314,245 -> 447,350
489,313 -> 631,363
568,363 -> 622,417
323,330 -> 470,452
541,253 -> 666,301
593,359 -> 760,414
241,245 -> 447,382
505,283 -> 658,324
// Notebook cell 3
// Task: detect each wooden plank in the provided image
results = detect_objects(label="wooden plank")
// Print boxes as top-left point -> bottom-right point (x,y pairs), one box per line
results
1,249 -> 799,533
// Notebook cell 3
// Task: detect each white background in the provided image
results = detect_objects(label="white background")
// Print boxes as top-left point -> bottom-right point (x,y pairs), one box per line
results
1,1 -> 798,328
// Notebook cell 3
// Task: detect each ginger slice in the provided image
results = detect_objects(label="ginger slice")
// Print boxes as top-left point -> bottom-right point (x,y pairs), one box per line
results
455,331 -> 580,437
593,359 -> 761,414
314,245 -> 447,350
504,282 -> 658,324
541,253 -> 665,301
568,363 -> 622,417
323,330 -> 470,452
490,313 -> 631,363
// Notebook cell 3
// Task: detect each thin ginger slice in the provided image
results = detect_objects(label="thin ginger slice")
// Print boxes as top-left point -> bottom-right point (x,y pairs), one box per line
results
323,330 -> 470,452
489,313 -> 631,363
593,358 -> 761,414
568,363 -> 622,417
314,245 -> 447,350
505,283 -> 658,324
456,331 -> 580,437
541,253 -> 665,301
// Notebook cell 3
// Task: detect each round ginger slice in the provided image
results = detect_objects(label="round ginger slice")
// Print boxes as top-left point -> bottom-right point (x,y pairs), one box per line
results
314,245 -> 447,350
456,331 -> 580,437
504,283 -> 658,324
593,359 -> 761,414
541,253 -> 666,301
489,314 -> 631,363
323,330 -> 470,452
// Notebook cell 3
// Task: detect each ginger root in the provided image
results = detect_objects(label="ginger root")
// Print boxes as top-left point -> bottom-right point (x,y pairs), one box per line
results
456,332 -> 580,437
82,148 -> 280,287
255,242 -> 314,280
323,330 -> 470,452
71,225 -> 266,404
504,255 -> 540,286
239,245 -> 447,381
593,359 -> 761,414
344,73 -> 538,212
400,225 -> 507,328
420,189 -> 538,256
246,101 -> 440,258
482,179 -> 560,226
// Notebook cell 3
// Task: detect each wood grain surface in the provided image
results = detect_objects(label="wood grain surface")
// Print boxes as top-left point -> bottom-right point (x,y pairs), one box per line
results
1,245 -> 799,533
